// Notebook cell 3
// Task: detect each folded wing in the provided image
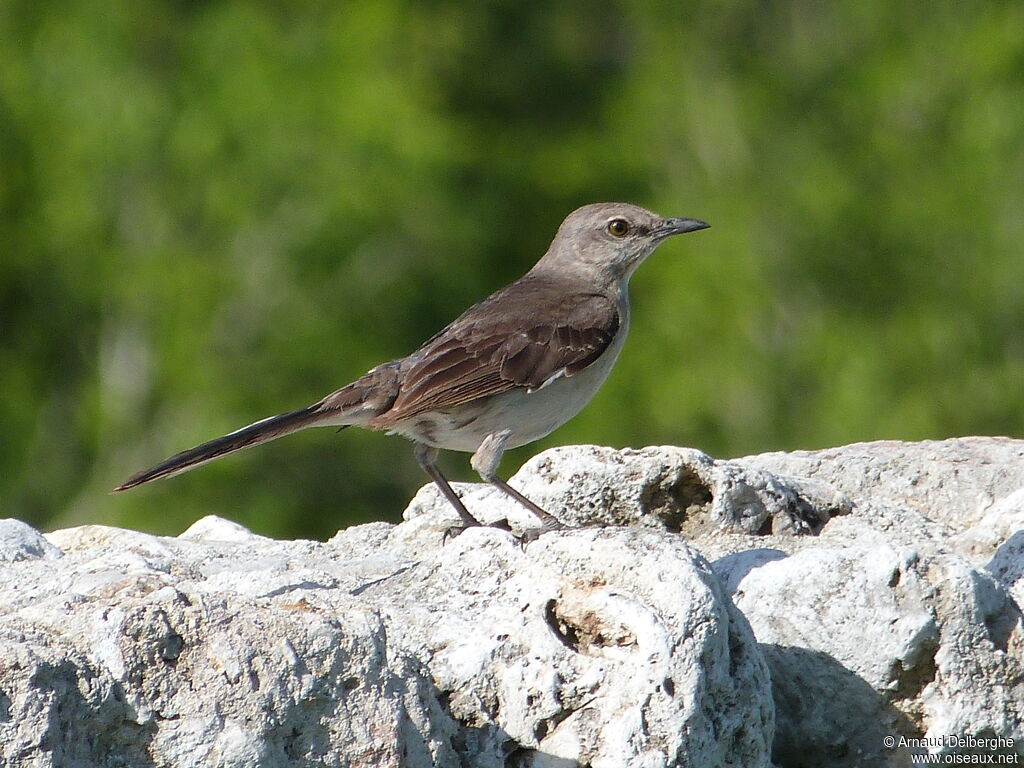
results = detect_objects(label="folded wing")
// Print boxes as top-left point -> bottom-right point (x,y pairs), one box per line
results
375,276 -> 620,423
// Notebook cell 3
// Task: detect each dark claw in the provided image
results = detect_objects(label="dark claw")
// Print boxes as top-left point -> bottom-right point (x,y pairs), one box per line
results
513,519 -> 617,547
442,524 -> 469,544
514,519 -> 570,548
441,518 -> 512,544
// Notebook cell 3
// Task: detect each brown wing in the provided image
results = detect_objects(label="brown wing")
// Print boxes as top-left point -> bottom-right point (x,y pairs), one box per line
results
378,275 -> 620,423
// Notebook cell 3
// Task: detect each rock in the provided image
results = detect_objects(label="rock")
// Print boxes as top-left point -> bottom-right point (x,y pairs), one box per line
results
723,438 -> 1024,766
953,488 -> 1024,563
408,437 -> 1024,765
990,530 -> 1024,608
0,521 -> 771,767
0,518 -> 62,562
719,546 -> 1024,766
404,444 -> 851,537
739,437 -> 1024,534
2,437 -> 1022,767
180,514 -> 270,543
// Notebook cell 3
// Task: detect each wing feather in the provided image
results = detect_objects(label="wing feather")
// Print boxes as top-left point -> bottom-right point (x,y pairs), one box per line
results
377,276 -> 619,423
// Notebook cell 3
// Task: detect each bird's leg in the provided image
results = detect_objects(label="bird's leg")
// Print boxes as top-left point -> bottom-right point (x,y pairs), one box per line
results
471,430 -> 566,535
414,443 -> 483,533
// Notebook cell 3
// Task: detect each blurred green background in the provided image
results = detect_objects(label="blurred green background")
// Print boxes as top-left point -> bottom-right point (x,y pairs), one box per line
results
2,0 -> 1022,539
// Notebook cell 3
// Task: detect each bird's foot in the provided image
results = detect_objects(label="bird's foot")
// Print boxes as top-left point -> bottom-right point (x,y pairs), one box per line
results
442,518 -> 512,543
515,519 -> 612,546
515,519 -> 570,547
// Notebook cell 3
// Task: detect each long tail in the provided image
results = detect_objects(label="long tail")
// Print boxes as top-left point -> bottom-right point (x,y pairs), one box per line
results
114,359 -> 404,492
113,405 -> 337,492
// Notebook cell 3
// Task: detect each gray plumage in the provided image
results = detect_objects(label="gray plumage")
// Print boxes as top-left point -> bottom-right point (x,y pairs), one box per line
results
115,202 -> 709,534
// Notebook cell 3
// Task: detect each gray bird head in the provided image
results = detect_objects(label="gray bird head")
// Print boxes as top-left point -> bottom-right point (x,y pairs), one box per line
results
532,202 -> 709,288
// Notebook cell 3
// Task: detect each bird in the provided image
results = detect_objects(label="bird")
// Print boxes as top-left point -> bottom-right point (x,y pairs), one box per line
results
114,202 -> 709,535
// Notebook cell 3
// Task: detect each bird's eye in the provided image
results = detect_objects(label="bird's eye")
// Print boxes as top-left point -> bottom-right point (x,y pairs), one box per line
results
607,218 -> 630,237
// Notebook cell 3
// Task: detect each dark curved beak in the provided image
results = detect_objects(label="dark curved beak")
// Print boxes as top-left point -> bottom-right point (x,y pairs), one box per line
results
652,217 -> 710,241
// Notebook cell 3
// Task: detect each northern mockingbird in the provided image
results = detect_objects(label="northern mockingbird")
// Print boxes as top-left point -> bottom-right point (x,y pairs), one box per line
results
115,202 -> 709,534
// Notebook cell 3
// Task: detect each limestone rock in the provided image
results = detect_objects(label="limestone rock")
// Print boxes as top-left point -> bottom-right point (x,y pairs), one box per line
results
405,444 -> 851,537
2,436 -> 1022,767
0,518 -> 62,562
0,520 -> 771,767
407,437 -> 1024,765
739,436 -> 1024,534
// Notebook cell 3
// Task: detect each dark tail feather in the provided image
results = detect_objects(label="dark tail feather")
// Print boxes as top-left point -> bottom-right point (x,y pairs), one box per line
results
113,404 -> 337,492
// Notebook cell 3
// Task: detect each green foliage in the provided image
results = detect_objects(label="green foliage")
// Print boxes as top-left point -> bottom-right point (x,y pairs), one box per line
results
2,0 -> 1022,538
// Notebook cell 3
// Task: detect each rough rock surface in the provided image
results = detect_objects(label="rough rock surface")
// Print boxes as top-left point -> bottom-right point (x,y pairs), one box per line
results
2,437 -> 1022,767
1,511 -> 770,767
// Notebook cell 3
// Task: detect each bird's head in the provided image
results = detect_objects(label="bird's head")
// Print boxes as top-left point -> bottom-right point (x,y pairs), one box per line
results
533,202 -> 709,288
